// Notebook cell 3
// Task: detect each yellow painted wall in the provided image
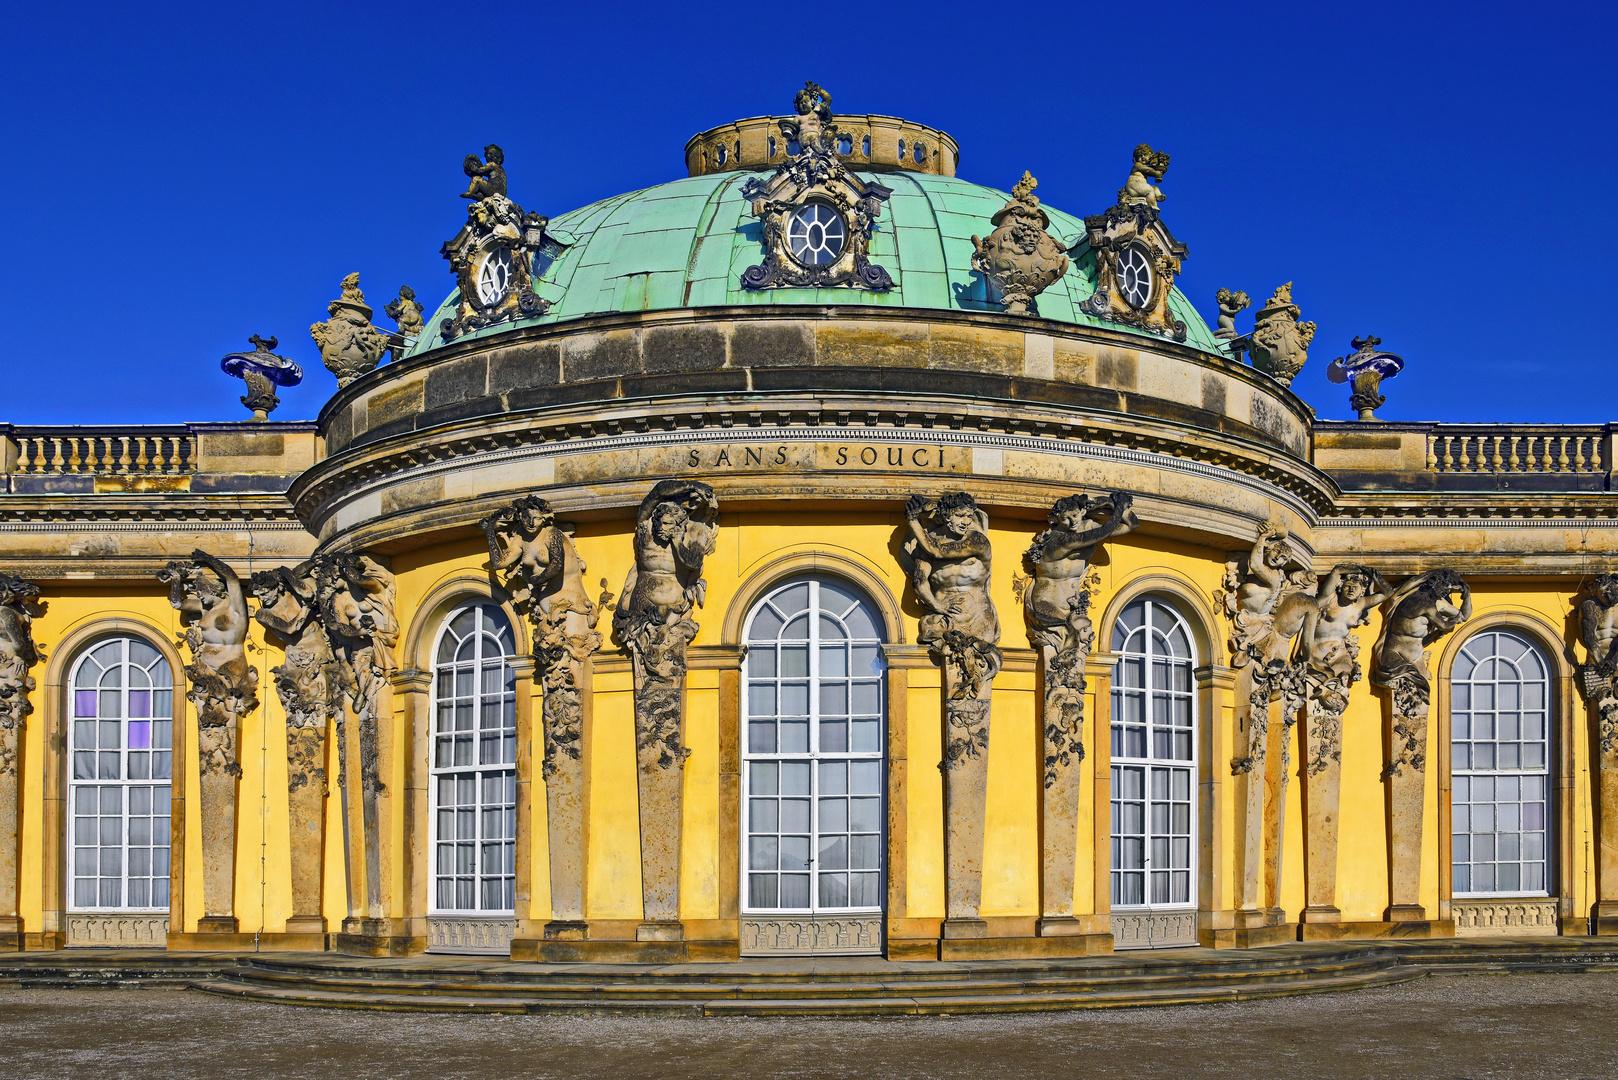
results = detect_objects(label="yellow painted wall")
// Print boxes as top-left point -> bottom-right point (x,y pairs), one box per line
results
9,519 -> 1599,945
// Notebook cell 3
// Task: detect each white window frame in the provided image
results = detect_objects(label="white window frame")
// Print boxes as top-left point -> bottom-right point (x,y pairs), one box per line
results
1109,595 -> 1198,913
740,575 -> 886,917
427,603 -> 518,916
1451,629 -> 1553,899
65,636 -> 174,914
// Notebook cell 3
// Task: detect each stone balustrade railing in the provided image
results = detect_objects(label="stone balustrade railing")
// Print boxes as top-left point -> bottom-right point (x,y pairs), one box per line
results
1426,427 -> 1607,474
10,428 -> 195,475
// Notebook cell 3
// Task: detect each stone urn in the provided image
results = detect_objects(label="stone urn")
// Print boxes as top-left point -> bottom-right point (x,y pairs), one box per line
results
971,172 -> 1069,316
310,273 -> 391,387
1246,282 -> 1317,388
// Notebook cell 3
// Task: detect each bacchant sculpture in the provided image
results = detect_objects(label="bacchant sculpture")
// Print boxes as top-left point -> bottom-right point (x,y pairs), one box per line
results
1578,574 -> 1618,756
1372,568 -> 1472,775
0,574 -> 40,774
159,550 -> 258,776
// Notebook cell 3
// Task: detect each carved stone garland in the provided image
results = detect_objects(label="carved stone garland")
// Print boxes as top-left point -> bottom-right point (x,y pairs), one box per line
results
251,561 -> 339,935
1371,568 -> 1471,923
440,146 -> 556,342
612,480 -> 719,941
1083,145 -> 1188,342
740,90 -> 894,292
0,574 -> 39,947
482,495 -> 604,937
1022,492 -> 1136,932
158,550 -> 259,933
902,492 -> 1001,936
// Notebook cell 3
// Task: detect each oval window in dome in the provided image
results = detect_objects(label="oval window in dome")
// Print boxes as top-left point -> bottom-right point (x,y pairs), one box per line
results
787,202 -> 846,266
717,142 -> 728,165
913,142 -> 926,164
478,248 -> 513,305
1117,245 -> 1153,309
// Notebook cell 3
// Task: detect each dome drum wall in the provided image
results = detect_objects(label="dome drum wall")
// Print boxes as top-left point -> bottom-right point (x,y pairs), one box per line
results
686,115 -> 960,178
295,307 -> 1328,556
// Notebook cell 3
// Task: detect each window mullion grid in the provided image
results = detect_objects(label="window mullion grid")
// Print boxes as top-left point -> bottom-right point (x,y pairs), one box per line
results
808,580 -> 820,916
118,637 -> 131,910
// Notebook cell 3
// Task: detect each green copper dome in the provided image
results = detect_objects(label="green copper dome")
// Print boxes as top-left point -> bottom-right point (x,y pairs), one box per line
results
406,170 -> 1222,358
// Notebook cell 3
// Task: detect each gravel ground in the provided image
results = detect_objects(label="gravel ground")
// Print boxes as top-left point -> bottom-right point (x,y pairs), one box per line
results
1,972 -> 1616,1079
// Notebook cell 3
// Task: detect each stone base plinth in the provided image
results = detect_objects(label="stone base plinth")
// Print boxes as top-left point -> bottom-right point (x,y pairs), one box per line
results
940,933 -> 1113,960
196,916 -> 239,934
0,916 -> 22,952
1298,919 -> 1454,941
334,919 -> 423,957
283,915 -> 327,935
1203,923 -> 1297,949
1591,902 -> 1618,935
514,937 -> 689,963
636,919 -> 685,942
168,932 -> 258,951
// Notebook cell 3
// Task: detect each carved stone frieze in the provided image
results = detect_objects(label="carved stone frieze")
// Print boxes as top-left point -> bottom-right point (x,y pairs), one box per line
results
1577,574 -> 1618,758
440,146 -> 556,342
0,574 -> 40,775
220,335 -> 303,421
971,172 -> 1070,316
1373,569 -> 1472,777
1327,335 -> 1405,421
310,274 -> 392,387
1243,282 -> 1317,388
613,479 -> 719,929
1110,910 -> 1198,950
740,915 -> 882,956
66,913 -> 168,947
426,915 -> 516,954
1083,147 -> 1189,342
1451,899 -> 1559,937
740,85 -> 893,292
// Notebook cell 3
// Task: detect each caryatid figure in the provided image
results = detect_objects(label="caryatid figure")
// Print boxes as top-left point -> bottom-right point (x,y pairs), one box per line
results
1297,564 -> 1391,771
1580,575 -> 1618,755
1024,491 -> 1137,779
1372,568 -> 1471,776
612,480 -> 719,937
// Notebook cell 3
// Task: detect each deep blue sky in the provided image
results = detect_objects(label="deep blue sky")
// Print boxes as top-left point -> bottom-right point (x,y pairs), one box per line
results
2,1 -> 1613,426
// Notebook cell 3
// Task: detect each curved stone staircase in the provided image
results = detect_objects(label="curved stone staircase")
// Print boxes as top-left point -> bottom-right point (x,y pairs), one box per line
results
3,939 -> 1616,1016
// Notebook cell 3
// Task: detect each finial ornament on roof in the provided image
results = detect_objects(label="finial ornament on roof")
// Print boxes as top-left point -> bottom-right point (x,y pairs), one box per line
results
1327,335 -> 1405,420
971,171 -> 1070,316
310,274 -> 391,387
1082,144 -> 1189,342
1244,283 -> 1317,388
221,334 -> 304,420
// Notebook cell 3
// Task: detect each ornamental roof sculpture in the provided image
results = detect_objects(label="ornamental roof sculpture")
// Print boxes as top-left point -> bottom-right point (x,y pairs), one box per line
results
1327,335 -> 1405,420
310,274 -> 391,387
1083,145 -> 1189,342
439,144 -> 556,342
221,334 -> 303,420
1243,283 -> 1318,388
971,172 -> 1070,316
740,84 -> 894,291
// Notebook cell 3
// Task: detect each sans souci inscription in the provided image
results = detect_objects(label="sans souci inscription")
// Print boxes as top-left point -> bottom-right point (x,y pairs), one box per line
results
684,443 -> 971,472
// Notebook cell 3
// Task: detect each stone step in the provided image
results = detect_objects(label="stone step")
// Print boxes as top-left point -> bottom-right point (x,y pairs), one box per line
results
189,965 -> 1425,1017
214,953 -> 1398,1002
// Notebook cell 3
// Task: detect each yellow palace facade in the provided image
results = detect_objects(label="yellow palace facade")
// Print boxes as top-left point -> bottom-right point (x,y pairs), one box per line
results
1,87 -> 1614,964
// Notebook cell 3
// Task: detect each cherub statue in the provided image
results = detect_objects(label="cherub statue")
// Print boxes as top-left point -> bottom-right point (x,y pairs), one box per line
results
780,81 -> 834,151
1214,288 -> 1250,340
460,144 -> 507,201
1024,491 -> 1136,664
1118,144 -> 1170,209
384,286 -> 425,340
159,551 -> 258,773
1578,574 -> 1618,754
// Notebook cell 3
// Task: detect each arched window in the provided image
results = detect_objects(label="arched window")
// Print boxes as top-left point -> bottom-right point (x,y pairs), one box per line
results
742,576 -> 886,916
1452,630 -> 1551,896
67,637 -> 173,911
1110,597 -> 1197,915
429,604 -> 517,914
